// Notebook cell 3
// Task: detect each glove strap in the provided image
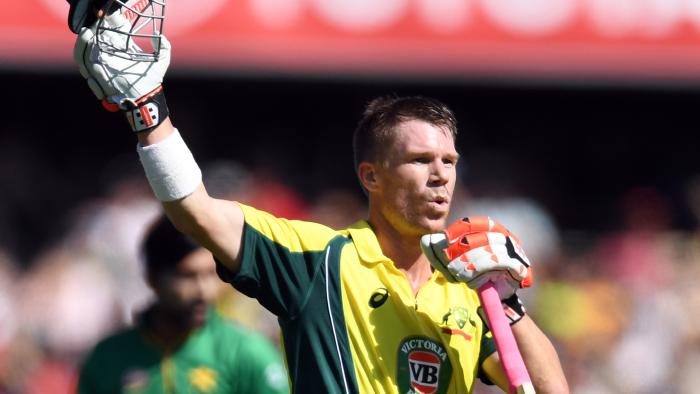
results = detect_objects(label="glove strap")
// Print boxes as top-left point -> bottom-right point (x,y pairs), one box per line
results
125,88 -> 169,133
479,293 -> 526,330
101,86 -> 169,133
502,293 -> 526,325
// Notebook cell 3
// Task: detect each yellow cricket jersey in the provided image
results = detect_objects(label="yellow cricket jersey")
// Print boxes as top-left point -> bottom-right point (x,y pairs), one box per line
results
216,203 -> 496,394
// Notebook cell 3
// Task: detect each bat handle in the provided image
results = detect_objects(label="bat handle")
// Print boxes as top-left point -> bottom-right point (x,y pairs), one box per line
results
478,281 -> 536,394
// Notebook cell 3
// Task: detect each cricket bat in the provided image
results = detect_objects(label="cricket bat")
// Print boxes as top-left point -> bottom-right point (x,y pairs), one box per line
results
478,281 -> 535,394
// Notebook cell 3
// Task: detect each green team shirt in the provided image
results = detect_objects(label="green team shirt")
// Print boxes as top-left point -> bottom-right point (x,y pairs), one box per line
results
216,204 -> 496,394
77,308 -> 289,394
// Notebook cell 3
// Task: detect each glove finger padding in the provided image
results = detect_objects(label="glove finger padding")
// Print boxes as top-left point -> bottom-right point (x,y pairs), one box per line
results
421,233 -> 457,282
156,34 -> 171,64
441,216 -> 519,260
74,26 -> 95,78
86,77 -> 107,99
421,216 -> 533,297
72,10 -> 169,105
447,233 -> 530,283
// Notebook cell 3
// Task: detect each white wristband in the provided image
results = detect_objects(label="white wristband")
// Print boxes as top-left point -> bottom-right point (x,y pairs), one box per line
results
136,129 -> 202,202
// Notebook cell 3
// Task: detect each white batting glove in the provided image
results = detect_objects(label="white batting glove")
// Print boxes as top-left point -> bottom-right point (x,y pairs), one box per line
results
421,216 -> 533,300
73,11 -> 171,132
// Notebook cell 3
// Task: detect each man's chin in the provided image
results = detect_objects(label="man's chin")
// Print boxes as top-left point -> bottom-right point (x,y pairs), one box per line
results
190,315 -> 207,328
187,303 -> 209,328
416,217 -> 449,235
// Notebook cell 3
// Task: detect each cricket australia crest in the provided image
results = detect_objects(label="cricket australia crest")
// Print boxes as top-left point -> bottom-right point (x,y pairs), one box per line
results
397,336 -> 452,394
440,306 -> 477,341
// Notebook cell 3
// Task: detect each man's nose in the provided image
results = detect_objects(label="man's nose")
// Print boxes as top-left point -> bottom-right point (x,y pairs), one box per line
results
195,274 -> 218,300
430,160 -> 450,185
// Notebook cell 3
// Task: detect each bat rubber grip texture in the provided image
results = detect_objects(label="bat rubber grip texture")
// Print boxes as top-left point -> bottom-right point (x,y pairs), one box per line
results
478,282 -> 536,394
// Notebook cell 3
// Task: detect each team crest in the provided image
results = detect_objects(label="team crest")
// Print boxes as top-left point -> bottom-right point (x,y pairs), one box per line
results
397,336 -> 452,394
441,307 -> 476,330
440,307 -> 476,341
189,366 -> 218,393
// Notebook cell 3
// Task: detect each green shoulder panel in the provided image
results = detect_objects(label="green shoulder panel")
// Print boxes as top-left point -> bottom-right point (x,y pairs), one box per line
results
217,221 -> 331,319
216,204 -> 339,320
218,234 -> 359,393
214,204 -> 361,393
278,235 -> 359,394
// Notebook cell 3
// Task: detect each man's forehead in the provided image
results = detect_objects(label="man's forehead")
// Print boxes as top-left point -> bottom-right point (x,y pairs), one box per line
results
390,119 -> 455,150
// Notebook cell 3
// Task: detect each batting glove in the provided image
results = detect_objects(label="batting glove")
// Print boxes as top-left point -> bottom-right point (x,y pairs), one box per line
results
73,11 -> 171,132
421,217 -> 533,324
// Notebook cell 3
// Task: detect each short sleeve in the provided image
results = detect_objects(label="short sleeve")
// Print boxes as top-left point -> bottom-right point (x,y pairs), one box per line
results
477,325 -> 498,385
216,203 -> 340,320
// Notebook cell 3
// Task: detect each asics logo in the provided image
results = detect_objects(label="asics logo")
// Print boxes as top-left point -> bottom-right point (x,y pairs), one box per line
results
369,288 -> 389,308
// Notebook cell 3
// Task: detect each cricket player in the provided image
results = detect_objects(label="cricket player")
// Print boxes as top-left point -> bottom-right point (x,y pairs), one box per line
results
71,8 -> 568,394
77,216 -> 289,394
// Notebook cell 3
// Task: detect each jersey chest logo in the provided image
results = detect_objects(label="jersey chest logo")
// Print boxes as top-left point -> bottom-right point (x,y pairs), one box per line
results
368,287 -> 390,308
189,366 -> 218,393
440,306 -> 477,341
397,336 -> 453,394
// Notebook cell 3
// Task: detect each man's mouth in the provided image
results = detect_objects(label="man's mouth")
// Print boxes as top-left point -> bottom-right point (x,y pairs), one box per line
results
432,196 -> 448,205
429,196 -> 450,209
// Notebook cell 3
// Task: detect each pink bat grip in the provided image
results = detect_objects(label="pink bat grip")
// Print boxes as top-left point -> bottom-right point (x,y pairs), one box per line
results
478,282 -> 535,394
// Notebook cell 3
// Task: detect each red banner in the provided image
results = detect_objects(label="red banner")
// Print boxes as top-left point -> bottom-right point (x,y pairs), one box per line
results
3,0 -> 700,79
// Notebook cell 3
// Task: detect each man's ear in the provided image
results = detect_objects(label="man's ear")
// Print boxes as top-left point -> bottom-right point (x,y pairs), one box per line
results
358,162 -> 380,193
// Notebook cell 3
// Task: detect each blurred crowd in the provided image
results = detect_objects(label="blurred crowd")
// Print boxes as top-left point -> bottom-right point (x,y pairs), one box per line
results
1,160 -> 700,394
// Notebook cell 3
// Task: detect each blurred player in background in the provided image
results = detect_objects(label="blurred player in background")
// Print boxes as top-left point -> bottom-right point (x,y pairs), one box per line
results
71,6 -> 567,393
77,216 -> 289,394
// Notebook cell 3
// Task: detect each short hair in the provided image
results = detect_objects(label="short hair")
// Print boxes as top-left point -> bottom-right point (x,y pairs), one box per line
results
142,215 -> 201,279
352,95 -> 458,171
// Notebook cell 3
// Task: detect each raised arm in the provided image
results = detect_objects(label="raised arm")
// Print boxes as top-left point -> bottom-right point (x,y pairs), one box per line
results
137,120 -> 245,272
72,8 -> 244,272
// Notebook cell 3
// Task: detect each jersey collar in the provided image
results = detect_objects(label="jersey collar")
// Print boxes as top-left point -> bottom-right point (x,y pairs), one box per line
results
345,220 -> 392,265
345,220 -> 449,283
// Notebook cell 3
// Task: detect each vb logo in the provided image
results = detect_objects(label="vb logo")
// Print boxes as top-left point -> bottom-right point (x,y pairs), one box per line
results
409,352 -> 440,392
397,336 -> 452,394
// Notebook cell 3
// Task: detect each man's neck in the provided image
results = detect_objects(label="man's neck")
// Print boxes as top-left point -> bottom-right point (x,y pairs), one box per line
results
368,209 -> 433,295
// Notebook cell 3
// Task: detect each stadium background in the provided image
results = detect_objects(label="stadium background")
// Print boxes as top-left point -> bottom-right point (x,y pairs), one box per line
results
2,1 -> 700,393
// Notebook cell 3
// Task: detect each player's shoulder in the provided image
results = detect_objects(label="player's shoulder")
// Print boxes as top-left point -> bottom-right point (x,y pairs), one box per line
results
85,326 -> 141,360
238,201 -> 348,249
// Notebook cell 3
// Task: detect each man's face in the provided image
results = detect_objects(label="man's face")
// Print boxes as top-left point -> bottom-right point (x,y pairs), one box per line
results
373,119 -> 459,236
153,248 -> 221,328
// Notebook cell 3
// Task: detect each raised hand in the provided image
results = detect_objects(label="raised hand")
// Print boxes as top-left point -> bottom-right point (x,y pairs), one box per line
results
421,216 -> 533,301
73,10 -> 171,132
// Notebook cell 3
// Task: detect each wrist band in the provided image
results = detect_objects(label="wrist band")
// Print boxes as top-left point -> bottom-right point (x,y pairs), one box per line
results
101,86 -> 169,133
125,89 -> 169,133
137,129 -> 202,202
502,293 -> 526,325
478,293 -> 526,331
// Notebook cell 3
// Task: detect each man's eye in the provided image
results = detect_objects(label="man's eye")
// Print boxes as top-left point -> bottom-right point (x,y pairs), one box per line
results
413,157 -> 431,164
